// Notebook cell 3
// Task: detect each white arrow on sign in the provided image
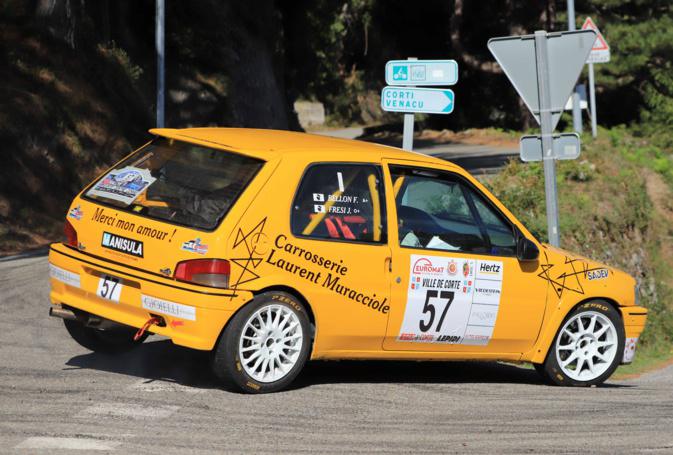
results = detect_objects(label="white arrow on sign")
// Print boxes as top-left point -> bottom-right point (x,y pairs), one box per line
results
380,87 -> 454,114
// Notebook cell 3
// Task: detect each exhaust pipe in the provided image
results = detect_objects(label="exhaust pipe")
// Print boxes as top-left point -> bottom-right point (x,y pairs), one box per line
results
49,304 -> 143,331
49,305 -> 77,320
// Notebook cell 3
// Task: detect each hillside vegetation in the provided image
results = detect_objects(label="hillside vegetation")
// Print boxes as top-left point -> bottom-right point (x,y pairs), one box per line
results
0,24 -> 151,252
484,128 -> 673,368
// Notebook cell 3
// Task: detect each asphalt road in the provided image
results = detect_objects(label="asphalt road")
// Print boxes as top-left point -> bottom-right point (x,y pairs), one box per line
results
2,254 -> 673,454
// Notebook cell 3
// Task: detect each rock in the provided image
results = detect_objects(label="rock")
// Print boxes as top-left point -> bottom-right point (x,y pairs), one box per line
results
293,101 -> 325,128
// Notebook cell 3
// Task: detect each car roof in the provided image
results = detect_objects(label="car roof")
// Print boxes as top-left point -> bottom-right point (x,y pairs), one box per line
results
149,127 -> 456,168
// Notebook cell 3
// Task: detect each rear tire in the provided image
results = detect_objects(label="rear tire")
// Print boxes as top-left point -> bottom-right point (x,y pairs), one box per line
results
537,300 -> 624,387
211,291 -> 311,394
63,318 -> 148,354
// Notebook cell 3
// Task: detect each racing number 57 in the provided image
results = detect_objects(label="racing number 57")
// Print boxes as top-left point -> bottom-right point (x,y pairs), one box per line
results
419,290 -> 455,332
97,274 -> 122,302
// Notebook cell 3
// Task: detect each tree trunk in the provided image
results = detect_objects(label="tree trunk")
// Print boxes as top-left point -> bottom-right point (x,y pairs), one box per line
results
35,0 -> 83,49
450,0 -> 502,74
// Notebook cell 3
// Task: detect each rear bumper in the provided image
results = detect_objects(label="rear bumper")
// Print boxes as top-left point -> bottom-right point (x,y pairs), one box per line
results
621,305 -> 648,364
48,243 -> 254,350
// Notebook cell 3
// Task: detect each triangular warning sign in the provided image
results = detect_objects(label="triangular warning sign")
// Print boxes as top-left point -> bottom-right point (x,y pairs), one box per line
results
581,17 -> 609,51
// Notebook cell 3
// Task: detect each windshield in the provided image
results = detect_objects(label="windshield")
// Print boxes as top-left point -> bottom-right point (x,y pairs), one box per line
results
84,137 -> 264,230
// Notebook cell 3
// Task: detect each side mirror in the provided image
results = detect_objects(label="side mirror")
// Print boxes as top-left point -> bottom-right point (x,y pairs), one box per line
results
517,235 -> 539,262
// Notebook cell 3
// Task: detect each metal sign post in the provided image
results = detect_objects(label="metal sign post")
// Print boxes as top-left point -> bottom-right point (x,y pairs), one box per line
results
588,62 -> 597,137
567,0 -> 583,134
403,57 -> 416,151
156,0 -> 165,128
381,57 -> 458,150
488,29 -> 596,247
534,31 -> 561,246
581,17 -> 611,138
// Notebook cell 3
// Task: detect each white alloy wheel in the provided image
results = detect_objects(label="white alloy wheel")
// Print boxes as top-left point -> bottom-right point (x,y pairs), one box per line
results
555,310 -> 618,382
238,304 -> 303,383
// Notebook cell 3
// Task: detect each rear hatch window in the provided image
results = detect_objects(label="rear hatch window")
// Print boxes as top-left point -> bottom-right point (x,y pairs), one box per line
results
84,137 -> 264,231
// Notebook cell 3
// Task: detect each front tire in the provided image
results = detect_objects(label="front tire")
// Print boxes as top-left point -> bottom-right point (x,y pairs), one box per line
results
63,318 -> 148,354
212,291 -> 311,393
537,301 -> 624,387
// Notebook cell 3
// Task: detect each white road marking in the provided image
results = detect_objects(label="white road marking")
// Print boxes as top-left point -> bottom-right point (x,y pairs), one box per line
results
128,379 -> 205,394
15,436 -> 121,450
76,402 -> 179,420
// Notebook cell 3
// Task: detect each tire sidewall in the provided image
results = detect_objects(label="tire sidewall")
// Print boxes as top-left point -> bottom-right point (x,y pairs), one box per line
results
544,301 -> 625,387
213,291 -> 312,394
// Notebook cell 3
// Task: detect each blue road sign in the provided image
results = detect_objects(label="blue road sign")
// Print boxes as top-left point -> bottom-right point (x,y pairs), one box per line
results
385,60 -> 458,86
381,87 -> 455,114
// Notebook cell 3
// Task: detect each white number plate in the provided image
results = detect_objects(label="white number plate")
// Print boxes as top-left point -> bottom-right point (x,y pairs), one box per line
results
96,274 -> 123,302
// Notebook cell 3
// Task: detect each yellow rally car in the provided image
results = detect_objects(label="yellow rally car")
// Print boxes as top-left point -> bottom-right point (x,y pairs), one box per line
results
48,128 -> 647,393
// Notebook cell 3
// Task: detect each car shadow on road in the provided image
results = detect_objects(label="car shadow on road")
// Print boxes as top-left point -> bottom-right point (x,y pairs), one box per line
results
65,339 -> 222,390
64,338 -> 634,392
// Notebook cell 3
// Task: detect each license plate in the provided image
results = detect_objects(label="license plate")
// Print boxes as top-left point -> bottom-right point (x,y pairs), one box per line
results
96,274 -> 123,302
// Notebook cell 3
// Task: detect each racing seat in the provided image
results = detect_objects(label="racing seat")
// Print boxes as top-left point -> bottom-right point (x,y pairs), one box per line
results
309,214 -> 369,240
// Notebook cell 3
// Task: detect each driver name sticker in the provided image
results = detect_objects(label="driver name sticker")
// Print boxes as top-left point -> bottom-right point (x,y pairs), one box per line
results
87,166 -> 156,206
398,255 -> 504,346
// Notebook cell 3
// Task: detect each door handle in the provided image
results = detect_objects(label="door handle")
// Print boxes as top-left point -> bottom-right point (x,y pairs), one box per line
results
384,257 -> 392,273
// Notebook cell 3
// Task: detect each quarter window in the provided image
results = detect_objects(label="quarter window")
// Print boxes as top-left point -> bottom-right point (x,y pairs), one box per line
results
291,164 -> 386,243
391,166 -> 515,255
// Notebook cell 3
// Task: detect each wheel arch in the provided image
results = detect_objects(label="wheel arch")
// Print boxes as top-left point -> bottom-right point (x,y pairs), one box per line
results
253,285 -> 316,327
528,296 -> 623,364
213,285 -> 317,352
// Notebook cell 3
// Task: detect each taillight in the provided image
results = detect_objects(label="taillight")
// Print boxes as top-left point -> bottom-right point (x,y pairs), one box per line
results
64,220 -> 78,247
174,259 -> 230,288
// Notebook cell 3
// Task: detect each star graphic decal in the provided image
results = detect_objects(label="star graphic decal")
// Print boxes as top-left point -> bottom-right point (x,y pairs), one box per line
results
229,218 -> 268,297
538,253 -> 608,298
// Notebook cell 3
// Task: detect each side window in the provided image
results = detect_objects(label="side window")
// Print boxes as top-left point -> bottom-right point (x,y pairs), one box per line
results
291,164 -> 386,243
391,165 -> 515,255
471,193 -> 517,255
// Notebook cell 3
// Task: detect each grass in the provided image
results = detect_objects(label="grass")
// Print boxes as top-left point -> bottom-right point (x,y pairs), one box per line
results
614,343 -> 673,379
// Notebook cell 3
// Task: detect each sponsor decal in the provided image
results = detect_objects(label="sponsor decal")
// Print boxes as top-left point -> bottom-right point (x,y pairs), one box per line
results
623,337 -> 638,363
181,238 -> 208,255
398,255 -> 503,345
141,295 -> 196,321
91,207 -> 175,242
462,261 -> 472,277
447,260 -> 458,276
462,332 -> 491,345
101,232 -> 144,258
68,205 -> 83,221
49,264 -> 81,288
231,218 -> 390,315
479,263 -> 500,274
399,333 -> 434,342
476,260 -> 504,280
87,166 -> 156,205
413,257 -> 445,275
587,268 -> 609,281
